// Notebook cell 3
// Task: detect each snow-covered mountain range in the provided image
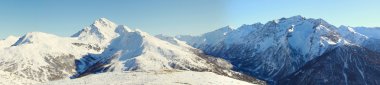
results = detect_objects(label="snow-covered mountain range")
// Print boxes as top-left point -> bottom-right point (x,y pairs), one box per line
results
1,16 -> 379,85
0,18 -> 263,85
177,16 -> 380,85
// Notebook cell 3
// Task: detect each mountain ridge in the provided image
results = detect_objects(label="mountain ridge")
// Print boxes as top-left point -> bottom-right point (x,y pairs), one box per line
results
177,15 -> 380,85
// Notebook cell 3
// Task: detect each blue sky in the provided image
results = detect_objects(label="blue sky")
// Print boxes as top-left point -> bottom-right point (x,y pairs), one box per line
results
0,0 -> 379,39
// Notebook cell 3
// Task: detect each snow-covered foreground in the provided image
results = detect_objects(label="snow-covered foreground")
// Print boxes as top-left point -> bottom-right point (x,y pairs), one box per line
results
42,71 -> 256,85
0,71 -> 39,85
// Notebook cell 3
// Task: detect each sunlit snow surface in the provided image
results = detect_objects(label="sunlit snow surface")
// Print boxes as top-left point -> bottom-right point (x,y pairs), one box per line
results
42,71 -> 256,85
0,35 -> 19,48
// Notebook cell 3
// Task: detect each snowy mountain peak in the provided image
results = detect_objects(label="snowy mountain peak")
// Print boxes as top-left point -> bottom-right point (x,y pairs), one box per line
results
12,32 -> 58,46
272,16 -> 342,55
72,18 -> 123,46
92,18 -> 117,29
89,18 -> 118,38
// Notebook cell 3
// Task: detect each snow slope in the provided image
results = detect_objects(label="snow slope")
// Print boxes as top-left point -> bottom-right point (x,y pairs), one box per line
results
43,71 -> 257,85
348,27 -> 380,52
338,26 -> 380,52
155,34 -> 194,48
0,35 -> 19,48
337,26 -> 368,45
0,32 -> 101,82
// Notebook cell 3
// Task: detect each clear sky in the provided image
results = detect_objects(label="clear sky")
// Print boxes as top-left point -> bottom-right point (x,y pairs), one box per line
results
0,0 -> 379,39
